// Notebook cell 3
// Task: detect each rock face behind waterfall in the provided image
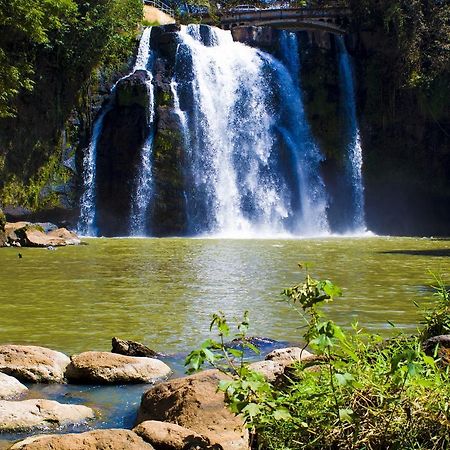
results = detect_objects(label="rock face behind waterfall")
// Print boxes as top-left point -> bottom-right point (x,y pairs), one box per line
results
95,70 -> 152,236
150,25 -> 187,236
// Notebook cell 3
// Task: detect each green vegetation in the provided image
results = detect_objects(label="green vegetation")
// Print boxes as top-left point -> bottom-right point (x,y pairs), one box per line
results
0,0 -> 142,210
186,266 -> 450,449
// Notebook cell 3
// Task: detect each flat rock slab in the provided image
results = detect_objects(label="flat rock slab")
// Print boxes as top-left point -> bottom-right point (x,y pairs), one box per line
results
134,420 -> 212,450
0,345 -> 70,383
136,369 -> 249,450
0,373 -> 28,399
0,399 -> 94,432
65,351 -> 171,384
8,429 -> 154,450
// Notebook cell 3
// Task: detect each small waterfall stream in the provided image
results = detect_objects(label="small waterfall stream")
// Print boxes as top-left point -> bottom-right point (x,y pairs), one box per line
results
129,27 -> 155,236
337,36 -> 366,232
78,27 -> 155,236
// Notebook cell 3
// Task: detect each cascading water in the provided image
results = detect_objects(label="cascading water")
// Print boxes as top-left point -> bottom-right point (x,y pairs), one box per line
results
129,28 -> 155,236
173,25 -> 329,237
78,27 -> 155,236
337,36 -> 366,232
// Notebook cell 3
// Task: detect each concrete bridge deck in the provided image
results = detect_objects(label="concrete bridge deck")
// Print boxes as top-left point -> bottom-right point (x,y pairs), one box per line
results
218,7 -> 350,33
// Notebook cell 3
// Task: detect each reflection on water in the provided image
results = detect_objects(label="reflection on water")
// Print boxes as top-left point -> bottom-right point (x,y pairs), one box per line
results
0,237 -> 449,354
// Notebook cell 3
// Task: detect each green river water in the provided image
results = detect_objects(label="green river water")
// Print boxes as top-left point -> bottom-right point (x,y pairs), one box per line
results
0,236 -> 449,355
0,236 -> 449,447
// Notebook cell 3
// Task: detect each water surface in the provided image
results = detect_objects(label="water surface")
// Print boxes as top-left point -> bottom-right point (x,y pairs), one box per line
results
1,237 -> 448,355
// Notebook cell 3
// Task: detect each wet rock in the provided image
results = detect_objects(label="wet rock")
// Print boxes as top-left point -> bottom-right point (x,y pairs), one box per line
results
265,347 -> 314,364
134,420 -> 213,450
47,227 -> 81,245
0,399 -> 94,432
112,337 -> 160,358
8,429 -> 153,450
35,222 -> 58,233
65,351 -> 171,384
136,369 -> 249,450
0,345 -> 70,383
0,373 -> 28,399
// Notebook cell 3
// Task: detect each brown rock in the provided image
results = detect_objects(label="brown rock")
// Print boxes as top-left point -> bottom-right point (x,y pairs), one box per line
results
0,373 -> 28,399
47,228 -> 81,245
134,420 -> 214,449
136,369 -> 249,450
4,222 -> 30,242
0,345 -> 70,383
17,227 -> 66,247
65,351 -> 171,384
8,429 -> 154,450
247,360 -> 285,382
0,399 -> 94,432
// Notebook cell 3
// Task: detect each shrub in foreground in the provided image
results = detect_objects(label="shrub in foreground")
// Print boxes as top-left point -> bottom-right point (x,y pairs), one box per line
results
186,266 -> 450,449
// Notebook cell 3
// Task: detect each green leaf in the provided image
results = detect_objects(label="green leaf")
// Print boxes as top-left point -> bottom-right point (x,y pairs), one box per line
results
273,408 -> 292,421
242,402 -> 261,418
339,408 -> 354,423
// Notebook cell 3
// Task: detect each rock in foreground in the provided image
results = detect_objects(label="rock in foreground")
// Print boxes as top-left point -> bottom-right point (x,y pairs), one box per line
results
65,351 -> 171,384
265,347 -> 314,364
9,429 -> 154,450
0,373 -> 28,399
0,399 -> 94,432
0,345 -> 70,383
136,369 -> 249,450
134,420 -> 212,450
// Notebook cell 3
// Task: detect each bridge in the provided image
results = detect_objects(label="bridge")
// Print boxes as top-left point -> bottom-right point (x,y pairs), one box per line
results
217,7 -> 350,34
143,1 -> 351,34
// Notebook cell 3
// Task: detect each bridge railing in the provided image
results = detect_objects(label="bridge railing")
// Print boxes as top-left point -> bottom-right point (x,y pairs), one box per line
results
143,0 -> 175,17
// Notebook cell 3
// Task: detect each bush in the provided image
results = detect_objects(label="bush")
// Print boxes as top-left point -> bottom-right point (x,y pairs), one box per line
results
186,266 -> 450,450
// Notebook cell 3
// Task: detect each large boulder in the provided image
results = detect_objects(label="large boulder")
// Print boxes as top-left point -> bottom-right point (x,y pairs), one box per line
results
8,429 -> 154,450
247,360 -> 285,382
133,420 -> 212,450
0,373 -> 28,399
0,399 -> 94,432
0,345 -> 70,383
15,226 -> 67,247
65,351 -> 171,384
136,369 -> 249,450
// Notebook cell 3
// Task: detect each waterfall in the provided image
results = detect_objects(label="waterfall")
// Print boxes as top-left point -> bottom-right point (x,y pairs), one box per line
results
173,25 -> 329,237
337,36 -> 366,232
129,28 -> 155,236
77,27 -> 154,236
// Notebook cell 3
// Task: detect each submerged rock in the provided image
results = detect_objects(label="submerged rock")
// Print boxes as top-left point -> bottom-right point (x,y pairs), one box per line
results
111,337 -> 160,358
133,420 -> 213,450
0,345 -> 70,383
0,399 -> 94,432
0,373 -> 28,399
8,429 -> 153,450
136,369 -> 249,450
65,351 -> 171,384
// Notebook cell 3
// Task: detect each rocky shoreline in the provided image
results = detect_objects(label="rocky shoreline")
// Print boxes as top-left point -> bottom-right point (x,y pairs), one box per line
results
0,340 -> 313,450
